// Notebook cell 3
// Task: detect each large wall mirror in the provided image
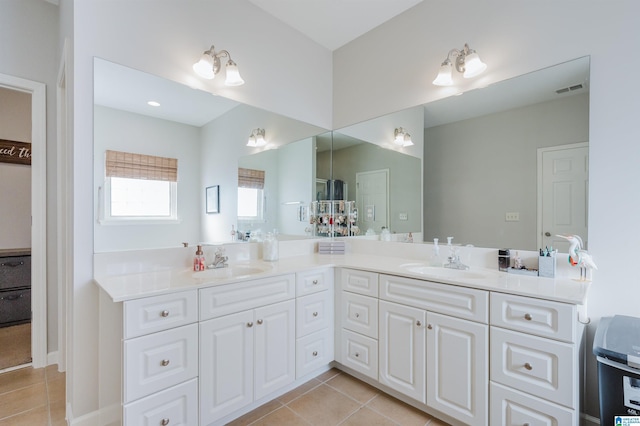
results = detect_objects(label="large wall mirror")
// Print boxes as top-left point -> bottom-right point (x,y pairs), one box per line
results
93,55 -> 589,253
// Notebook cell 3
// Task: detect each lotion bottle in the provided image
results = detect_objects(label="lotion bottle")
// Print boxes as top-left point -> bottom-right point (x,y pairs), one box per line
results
194,245 -> 205,271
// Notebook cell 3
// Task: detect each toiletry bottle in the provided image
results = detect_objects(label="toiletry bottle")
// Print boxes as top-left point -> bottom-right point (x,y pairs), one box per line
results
194,245 -> 204,271
230,225 -> 236,242
430,238 -> 442,266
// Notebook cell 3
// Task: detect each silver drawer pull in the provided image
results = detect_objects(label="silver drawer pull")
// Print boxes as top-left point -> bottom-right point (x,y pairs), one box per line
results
354,352 -> 360,358
312,351 -> 318,356
313,312 -> 318,317
161,419 -> 170,426
247,322 -> 254,327
257,319 -> 263,325
1,261 -> 24,267
524,362 -> 533,371
524,313 -> 532,321
355,313 -> 360,318
161,359 -> 170,367
161,310 -> 170,317
312,279 -> 318,285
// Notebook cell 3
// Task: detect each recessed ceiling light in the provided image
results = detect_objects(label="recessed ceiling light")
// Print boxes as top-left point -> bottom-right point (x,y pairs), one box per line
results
147,101 -> 161,107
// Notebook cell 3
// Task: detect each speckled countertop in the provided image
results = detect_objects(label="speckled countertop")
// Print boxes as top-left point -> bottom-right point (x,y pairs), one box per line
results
95,253 -> 589,305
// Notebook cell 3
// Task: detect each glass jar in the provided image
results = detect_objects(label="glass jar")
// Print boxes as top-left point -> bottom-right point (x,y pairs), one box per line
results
262,232 -> 279,261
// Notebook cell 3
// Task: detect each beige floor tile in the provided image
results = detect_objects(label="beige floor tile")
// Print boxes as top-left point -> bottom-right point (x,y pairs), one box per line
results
251,406 -> 311,426
47,376 -> 66,403
49,398 -> 66,423
276,378 -> 321,404
341,407 -> 398,426
0,404 -> 49,426
366,393 -> 434,426
313,368 -> 341,383
0,382 -> 47,420
287,384 -> 360,426
325,374 -> 379,404
226,399 -> 284,426
0,366 -> 45,395
45,364 -> 65,382
426,418 -> 451,426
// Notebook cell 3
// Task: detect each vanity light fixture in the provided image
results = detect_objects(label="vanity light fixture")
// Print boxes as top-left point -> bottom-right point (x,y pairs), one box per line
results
432,43 -> 487,86
247,128 -> 266,147
394,127 -> 414,147
193,44 -> 245,86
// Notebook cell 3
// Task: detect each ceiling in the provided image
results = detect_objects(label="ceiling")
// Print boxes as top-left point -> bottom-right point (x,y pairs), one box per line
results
247,0 -> 423,51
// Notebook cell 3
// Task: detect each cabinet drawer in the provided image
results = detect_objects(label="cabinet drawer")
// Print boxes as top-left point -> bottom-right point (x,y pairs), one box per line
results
490,382 -> 575,426
124,290 -> 198,339
341,329 -> 378,380
296,328 -> 334,378
124,378 -> 198,426
380,274 -> 488,323
0,288 -> 31,325
0,256 -> 30,290
340,269 -> 378,297
490,327 -> 576,408
296,291 -> 332,338
199,274 -> 295,320
296,268 -> 332,296
124,323 -> 198,402
342,291 -> 378,339
490,292 -> 576,342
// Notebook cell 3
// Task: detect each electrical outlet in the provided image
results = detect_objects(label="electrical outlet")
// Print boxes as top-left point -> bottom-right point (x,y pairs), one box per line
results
399,212 -> 408,221
505,212 -> 520,222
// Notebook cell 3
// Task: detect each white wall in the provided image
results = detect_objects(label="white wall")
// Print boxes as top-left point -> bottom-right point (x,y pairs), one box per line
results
0,0 -> 60,356
0,87 -> 31,250
93,106 -> 201,252
333,1 -> 640,420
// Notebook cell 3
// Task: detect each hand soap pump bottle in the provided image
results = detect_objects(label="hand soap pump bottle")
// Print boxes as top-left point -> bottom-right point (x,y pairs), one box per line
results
429,238 -> 443,267
194,245 -> 205,271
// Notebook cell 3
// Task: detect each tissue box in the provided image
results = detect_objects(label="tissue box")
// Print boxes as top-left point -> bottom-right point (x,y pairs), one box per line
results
538,255 -> 556,278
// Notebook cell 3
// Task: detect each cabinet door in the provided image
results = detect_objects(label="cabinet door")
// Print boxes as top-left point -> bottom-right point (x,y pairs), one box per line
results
254,300 -> 296,401
200,310 -> 254,425
426,312 -> 488,426
379,301 -> 426,403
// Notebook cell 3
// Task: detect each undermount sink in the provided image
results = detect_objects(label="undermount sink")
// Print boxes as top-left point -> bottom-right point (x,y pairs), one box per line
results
193,264 -> 271,280
399,263 -> 488,280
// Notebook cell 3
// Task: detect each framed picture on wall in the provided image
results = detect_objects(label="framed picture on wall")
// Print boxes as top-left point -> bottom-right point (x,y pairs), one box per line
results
206,185 -> 219,214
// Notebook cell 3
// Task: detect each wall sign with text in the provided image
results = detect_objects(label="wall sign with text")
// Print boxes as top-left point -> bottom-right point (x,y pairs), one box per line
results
0,139 -> 31,166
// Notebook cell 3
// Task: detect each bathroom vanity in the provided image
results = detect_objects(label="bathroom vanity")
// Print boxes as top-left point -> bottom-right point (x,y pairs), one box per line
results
95,248 -> 588,426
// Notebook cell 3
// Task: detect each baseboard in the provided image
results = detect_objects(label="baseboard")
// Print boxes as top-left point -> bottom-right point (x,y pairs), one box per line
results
582,412 -> 600,426
47,350 -> 58,367
67,404 -> 101,426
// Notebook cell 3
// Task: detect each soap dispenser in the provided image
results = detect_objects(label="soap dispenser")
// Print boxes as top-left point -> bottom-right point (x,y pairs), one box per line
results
429,238 -> 443,267
193,245 -> 205,271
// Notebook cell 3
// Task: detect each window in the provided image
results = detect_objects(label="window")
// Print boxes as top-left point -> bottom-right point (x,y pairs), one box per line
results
101,150 -> 178,223
238,167 -> 265,221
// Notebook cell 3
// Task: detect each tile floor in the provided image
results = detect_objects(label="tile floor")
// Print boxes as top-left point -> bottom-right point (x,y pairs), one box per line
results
0,365 -> 66,426
228,369 -> 450,426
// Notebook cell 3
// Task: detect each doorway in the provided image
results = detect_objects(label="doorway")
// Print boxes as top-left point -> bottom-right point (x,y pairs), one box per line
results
537,142 -> 589,252
0,73 -> 47,371
356,169 -> 389,234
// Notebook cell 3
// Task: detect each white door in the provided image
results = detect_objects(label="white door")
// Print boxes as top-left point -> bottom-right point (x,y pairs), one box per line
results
378,301 -> 426,403
356,169 -> 389,233
426,312 -> 488,426
200,310 -> 254,425
254,300 -> 296,401
538,143 -> 588,251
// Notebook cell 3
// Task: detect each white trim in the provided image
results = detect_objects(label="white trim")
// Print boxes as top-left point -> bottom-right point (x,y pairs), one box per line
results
47,350 -> 59,366
582,413 -> 600,426
0,72 -> 48,369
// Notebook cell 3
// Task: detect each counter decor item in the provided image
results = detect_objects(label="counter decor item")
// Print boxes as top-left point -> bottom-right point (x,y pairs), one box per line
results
538,247 -> 557,278
556,234 -> 597,281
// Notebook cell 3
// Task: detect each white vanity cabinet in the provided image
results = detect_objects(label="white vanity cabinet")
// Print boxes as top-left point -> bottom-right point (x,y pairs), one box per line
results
98,289 -> 199,426
295,268 -> 334,378
199,274 -> 296,426
489,292 -> 583,425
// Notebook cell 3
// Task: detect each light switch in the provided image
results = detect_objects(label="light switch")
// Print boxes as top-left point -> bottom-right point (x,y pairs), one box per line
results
399,212 -> 408,221
505,212 -> 520,222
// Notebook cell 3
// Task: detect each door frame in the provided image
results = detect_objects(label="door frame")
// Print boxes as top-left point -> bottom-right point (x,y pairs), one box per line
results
0,73 -> 48,368
536,142 -> 589,250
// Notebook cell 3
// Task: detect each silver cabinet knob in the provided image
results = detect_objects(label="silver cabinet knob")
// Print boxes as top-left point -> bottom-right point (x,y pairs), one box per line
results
313,312 -> 318,317
524,362 -> 533,371
247,322 -> 254,327
427,324 -> 433,330
161,419 -> 170,426
416,320 -> 422,326
161,310 -> 170,317
257,319 -> 263,325
312,279 -> 318,285
354,352 -> 360,358
524,313 -> 532,321
161,359 -> 170,367
355,313 -> 360,318
312,351 -> 318,356
545,232 -> 551,237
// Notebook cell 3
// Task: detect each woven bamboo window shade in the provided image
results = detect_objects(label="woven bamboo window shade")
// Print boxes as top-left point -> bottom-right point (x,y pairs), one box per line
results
238,167 -> 265,189
105,150 -> 178,182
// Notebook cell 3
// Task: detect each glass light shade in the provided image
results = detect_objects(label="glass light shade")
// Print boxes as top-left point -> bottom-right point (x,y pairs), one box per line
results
224,62 -> 245,86
462,52 -> 487,78
247,135 -> 257,147
193,54 -> 215,79
432,62 -> 453,86
255,133 -> 266,146
402,134 -> 414,147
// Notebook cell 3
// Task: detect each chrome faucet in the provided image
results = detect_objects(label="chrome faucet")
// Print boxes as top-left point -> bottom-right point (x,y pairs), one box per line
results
208,248 -> 228,269
443,237 -> 469,270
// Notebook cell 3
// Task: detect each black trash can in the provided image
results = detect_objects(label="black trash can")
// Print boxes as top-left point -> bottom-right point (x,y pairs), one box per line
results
593,315 -> 640,424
